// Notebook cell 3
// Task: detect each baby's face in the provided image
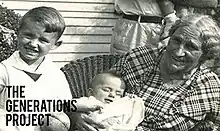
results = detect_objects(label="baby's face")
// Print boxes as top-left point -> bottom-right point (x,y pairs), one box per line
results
92,75 -> 124,104
17,20 -> 59,64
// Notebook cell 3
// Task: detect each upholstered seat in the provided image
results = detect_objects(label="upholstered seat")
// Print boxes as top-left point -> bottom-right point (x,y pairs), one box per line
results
60,54 -> 121,98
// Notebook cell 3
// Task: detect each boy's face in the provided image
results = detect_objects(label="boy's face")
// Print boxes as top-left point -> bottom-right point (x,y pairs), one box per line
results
91,74 -> 125,104
17,20 -> 60,64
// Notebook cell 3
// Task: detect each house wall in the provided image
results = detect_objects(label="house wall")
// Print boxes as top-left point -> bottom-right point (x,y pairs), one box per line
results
1,0 -> 118,67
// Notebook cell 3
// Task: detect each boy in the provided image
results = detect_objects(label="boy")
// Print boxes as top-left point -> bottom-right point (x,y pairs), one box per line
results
75,71 -> 145,131
0,6 -> 71,104
0,6 -> 102,131
0,6 -> 71,131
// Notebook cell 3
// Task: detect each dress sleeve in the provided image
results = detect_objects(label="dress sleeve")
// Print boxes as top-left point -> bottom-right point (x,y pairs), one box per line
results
195,72 -> 220,125
111,47 -> 156,93
136,70 -> 220,131
111,54 -> 140,93
201,73 -> 220,130
172,71 -> 220,130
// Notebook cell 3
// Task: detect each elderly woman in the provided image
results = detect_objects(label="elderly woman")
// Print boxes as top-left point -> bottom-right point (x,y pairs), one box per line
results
75,14 -> 220,131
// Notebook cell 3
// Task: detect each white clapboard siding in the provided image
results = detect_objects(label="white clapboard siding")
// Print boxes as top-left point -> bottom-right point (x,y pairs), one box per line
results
48,52 -> 109,62
50,44 -> 110,53
1,0 -> 117,67
16,10 -> 116,18
64,27 -> 113,35
1,1 -> 114,12
50,52 -> 109,67
60,35 -> 111,43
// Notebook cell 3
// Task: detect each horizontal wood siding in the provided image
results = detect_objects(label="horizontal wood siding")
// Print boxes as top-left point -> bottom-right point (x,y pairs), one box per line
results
1,0 -> 117,67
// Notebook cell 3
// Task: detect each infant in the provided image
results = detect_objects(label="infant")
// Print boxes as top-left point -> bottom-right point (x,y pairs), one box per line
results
77,71 -> 145,131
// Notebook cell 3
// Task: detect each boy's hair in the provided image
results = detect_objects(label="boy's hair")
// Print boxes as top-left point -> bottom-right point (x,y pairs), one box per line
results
90,70 -> 126,90
19,6 -> 65,40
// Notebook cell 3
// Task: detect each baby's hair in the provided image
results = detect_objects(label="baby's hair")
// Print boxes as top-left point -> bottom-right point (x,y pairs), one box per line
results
90,70 -> 125,90
19,6 -> 65,40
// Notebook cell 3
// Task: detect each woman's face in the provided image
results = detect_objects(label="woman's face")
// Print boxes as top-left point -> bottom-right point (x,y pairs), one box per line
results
164,26 -> 203,74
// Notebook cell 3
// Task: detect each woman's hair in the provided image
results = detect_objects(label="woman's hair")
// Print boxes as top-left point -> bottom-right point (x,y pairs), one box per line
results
169,14 -> 220,62
19,6 -> 65,40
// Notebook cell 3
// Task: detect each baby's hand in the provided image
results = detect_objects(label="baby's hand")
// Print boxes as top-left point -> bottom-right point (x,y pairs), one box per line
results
75,96 -> 104,113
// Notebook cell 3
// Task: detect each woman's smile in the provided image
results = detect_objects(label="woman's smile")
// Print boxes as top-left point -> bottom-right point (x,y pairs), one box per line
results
172,55 -> 185,62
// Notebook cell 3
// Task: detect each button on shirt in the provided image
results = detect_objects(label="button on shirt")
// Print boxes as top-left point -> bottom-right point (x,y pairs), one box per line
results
115,0 -> 162,16
112,46 -> 220,130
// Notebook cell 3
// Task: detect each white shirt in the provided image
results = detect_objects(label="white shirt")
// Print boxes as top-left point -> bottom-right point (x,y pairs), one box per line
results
0,51 -> 72,131
0,51 -> 71,100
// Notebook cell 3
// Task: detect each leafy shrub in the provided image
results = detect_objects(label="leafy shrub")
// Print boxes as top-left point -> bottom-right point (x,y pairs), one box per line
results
0,4 -> 21,62
212,7 -> 220,26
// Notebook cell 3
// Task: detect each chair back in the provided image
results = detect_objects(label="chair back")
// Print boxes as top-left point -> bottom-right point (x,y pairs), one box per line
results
61,54 -> 121,97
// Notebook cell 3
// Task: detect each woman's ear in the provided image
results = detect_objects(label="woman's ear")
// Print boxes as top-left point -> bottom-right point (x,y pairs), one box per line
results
88,88 -> 93,96
51,40 -> 63,50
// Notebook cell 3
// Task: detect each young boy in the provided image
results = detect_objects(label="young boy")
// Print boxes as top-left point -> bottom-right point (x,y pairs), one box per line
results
0,6 -> 102,131
0,6 -> 72,131
75,71 -> 145,131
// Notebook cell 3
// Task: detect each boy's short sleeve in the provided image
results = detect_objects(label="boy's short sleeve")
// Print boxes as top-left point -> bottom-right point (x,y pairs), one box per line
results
0,63 -> 9,86
53,69 -> 72,100
0,63 -> 9,109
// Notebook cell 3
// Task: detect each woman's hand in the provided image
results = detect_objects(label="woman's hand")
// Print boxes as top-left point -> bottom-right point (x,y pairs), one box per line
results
73,112 -> 106,131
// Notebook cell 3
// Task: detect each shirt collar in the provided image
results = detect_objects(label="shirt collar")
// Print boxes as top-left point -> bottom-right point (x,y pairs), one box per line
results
6,51 -> 52,74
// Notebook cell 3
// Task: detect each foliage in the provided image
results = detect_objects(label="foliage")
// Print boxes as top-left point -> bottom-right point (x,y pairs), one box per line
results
212,7 -> 220,26
0,4 -> 21,62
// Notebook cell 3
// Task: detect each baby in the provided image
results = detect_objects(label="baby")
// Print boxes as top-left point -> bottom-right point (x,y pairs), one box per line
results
76,71 -> 145,131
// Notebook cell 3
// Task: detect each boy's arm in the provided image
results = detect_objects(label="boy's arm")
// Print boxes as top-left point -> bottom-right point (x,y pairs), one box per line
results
0,63 -> 9,86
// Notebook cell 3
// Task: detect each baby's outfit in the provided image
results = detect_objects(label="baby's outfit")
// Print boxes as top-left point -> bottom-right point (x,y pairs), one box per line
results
78,96 -> 145,131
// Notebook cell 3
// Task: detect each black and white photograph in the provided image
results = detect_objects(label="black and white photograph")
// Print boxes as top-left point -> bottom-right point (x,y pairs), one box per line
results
0,0 -> 220,131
